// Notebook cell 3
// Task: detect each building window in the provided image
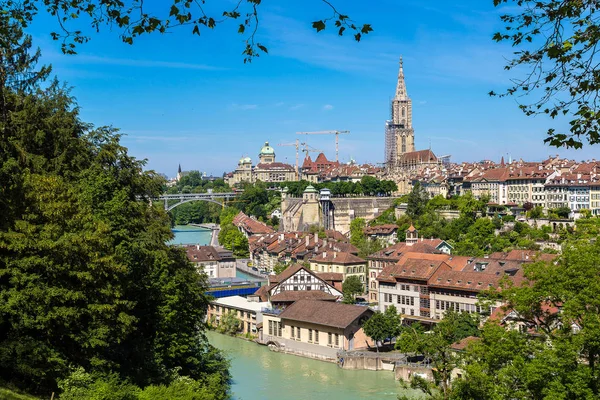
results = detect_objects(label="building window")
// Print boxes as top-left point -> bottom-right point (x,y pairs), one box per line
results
297,327 -> 301,340
309,329 -> 313,342
269,320 -> 273,335
278,322 -> 282,337
294,286 -> 298,291
291,326 -> 295,338
328,333 -> 332,345
315,330 -> 319,343
335,334 -> 340,347
410,309 -> 414,316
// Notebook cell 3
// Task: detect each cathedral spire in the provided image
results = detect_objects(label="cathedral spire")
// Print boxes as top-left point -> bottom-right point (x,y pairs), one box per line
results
178,163 -> 182,174
395,55 -> 408,100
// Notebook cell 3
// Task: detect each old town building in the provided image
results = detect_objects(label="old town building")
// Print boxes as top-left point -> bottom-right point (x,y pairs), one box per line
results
184,245 -> 236,279
226,141 -> 296,186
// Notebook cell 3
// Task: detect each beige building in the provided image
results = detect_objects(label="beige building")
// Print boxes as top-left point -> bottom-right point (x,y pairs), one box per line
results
262,300 -> 374,352
309,251 -> 367,289
366,226 -> 453,304
226,142 -> 296,186
207,295 -> 269,335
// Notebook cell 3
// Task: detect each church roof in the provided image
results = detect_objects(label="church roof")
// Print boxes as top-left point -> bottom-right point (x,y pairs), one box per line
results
398,149 -> 437,163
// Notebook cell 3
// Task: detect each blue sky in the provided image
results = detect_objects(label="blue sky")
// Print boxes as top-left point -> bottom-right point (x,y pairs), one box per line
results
25,0 -> 599,178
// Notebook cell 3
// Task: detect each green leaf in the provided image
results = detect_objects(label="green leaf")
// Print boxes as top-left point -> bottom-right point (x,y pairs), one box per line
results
312,20 -> 326,33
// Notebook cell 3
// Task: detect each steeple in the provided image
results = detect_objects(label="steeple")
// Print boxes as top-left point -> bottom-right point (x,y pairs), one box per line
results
178,163 -> 182,174
395,56 -> 408,100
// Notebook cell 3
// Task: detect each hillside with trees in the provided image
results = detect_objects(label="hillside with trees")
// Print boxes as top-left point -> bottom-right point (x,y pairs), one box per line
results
0,18 -> 229,399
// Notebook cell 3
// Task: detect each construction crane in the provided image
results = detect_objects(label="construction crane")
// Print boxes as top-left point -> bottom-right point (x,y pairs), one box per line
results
277,139 -> 300,180
296,130 -> 350,162
300,142 -> 323,158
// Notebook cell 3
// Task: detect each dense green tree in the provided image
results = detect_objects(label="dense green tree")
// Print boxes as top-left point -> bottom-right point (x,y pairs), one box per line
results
217,311 -> 241,336
406,182 -> 429,220
454,239 -> 600,399
349,218 -> 367,247
362,305 -> 401,353
362,313 -> 388,353
0,20 -> 228,396
397,311 -> 480,400
342,275 -> 364,304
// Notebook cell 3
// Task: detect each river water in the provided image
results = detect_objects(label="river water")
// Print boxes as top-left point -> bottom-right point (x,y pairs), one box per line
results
169,224 -> 212,245
207,332 -> 415,400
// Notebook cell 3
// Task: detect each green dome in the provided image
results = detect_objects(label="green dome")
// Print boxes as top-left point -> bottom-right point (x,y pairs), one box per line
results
239,156 -> 252,164
259,141 -> 275,156
303,185 -> 318,193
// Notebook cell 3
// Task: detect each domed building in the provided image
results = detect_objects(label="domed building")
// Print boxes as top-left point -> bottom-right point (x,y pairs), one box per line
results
225,141 -> 296,186
258,141 -> 275,164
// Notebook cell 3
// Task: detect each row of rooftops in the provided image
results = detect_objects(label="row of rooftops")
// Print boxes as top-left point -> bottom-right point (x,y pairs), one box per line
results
249,230 -> 361,263
232,211 -> 275,235
413,156 -> 600,188
376,249 -> 556,292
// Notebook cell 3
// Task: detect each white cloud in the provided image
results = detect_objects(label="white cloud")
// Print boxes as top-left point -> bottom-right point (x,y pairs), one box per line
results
289,104 -> 304,110
322,104 -> 334,111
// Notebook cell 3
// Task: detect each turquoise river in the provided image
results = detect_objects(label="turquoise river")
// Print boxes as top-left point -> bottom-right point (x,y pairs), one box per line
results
172,228 -> 414,398
207,332 -> 416,400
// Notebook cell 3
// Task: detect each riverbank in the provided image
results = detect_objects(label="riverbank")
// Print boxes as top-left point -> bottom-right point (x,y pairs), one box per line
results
207,331 -> 414,400
189,223 -> 220,246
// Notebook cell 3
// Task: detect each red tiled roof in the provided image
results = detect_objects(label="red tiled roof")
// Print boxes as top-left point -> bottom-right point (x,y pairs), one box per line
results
316,272 -> 344,282
367,242 -> 442,261
279,299 -> 374,329
450,336 -> 480,351
364,224 -> 398,235
255,162 -> 295,171
377,254 -> 453,282
397,149 -> 438,163
232,211 -> 274,235
310,251 -> 366,265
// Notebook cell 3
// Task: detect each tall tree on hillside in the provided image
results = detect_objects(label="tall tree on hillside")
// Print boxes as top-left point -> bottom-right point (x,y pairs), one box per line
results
0,19 -> 228,396
406,182 -> 429,220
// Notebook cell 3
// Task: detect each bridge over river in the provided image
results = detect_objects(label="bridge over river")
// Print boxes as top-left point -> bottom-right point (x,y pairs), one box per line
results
158,192 -> 236,211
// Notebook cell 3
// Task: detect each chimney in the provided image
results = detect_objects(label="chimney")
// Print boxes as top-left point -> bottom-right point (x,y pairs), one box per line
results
323,238 -> 328,248
323,251 -> 327,258
314,232 -> 318,243
306,235 -> 310,247
334,252 -> 337,259
279,233 -> 284,242
196,244 -> 200,250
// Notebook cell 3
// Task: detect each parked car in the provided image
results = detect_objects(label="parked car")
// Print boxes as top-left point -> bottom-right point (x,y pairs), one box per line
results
251,267 -> 258,272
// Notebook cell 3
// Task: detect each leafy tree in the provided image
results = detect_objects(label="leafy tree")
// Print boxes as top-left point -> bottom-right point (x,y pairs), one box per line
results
217,311 -> 241,336
406,182 -> 429,220
0,21 -> 228,396
492,0 -> 600,148
362,313 -> 388,353
349,218 -> 367,247
3,0 -> 371,62
342,275 -> 363,304
454,239 -> 600,399
528,205 -> 544,219
397,311 -> 480,400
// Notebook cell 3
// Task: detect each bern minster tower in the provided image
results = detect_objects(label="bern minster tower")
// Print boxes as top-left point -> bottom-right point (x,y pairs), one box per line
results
385,56 -> 415,167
